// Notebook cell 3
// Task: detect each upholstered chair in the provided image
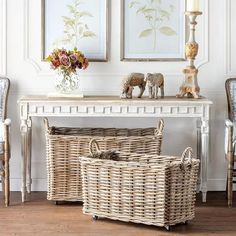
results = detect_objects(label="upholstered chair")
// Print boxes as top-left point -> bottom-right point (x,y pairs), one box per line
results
0,77 -> 10,206
225,78 -> 236,207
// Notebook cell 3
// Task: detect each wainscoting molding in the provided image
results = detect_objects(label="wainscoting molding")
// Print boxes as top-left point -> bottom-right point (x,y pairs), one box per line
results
225,0 -> 231,76
0,0 -> 7,76
225,0 -> 235,77
23,0 -> 42,73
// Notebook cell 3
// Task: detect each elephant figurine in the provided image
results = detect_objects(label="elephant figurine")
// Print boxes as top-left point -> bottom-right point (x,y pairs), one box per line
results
120,73 -> 146,99
145,73 -> 164,99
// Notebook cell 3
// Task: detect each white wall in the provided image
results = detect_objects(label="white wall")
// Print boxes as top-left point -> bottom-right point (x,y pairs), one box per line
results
0,0 -> 231,191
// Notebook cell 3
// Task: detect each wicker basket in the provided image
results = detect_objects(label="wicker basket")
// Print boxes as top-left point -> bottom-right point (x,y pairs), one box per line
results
44,118 -> 164,202
79,140 -> 200,230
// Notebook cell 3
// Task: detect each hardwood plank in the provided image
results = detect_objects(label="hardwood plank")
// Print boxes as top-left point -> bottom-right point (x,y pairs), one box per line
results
0,192 -> 236,236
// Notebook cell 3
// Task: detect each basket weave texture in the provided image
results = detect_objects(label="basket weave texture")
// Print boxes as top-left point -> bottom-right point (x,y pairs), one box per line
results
79,140 -> 199,228
44,119 -> 164,201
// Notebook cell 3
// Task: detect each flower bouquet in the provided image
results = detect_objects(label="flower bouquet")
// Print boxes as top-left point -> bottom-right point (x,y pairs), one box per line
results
46,48 -> 89,96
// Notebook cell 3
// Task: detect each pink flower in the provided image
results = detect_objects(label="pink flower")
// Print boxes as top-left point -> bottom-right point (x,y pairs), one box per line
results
59,55 -> 71,67
83,58 -> 89,70
70,54 -> 78,64
51,59 -> 60,69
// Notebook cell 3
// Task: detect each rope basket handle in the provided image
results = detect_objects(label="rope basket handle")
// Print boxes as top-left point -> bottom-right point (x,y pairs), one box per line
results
89,139 -> 101,155
155,119 -> 164,136
43,118 -> 49,133
181,147 -> 193,164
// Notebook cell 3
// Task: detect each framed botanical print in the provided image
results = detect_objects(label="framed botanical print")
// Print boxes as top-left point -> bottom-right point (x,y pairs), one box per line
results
121,0 -> 186,61
42,0 -> 109,62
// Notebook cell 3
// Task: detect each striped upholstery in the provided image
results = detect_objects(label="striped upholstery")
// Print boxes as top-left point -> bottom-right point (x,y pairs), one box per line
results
0,78 -> 10,153
0,77 -> 10,206
226,79 -> 236,122
225,78 -> 236,207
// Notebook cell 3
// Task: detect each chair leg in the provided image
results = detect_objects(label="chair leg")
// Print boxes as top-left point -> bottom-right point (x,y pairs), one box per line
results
4,154 -> 9,207
226,176 -> 228,200
227,156 -> 234,207
1,175 -> 5,198
227,170 -> 233,207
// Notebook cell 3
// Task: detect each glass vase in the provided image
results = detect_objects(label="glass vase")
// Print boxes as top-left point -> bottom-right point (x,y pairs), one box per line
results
55,72 -> 80,95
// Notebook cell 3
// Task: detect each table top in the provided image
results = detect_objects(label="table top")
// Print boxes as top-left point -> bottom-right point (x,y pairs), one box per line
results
19,95 -> 213,105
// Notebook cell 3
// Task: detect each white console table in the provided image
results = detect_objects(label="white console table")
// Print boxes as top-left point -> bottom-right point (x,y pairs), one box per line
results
19,96 -> 212,203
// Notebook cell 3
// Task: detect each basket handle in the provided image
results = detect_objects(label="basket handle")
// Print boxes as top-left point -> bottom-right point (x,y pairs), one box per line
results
89,139 -> 101,155
181,147 -> 193,164
155,119 -> 164,136
43,118 -> 49,132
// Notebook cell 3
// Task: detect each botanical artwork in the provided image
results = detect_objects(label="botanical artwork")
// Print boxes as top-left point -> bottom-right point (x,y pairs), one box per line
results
129,0 -> 176,50
43,0 -> 108,61
122,0 -> 185,60
53,0 -> 96,49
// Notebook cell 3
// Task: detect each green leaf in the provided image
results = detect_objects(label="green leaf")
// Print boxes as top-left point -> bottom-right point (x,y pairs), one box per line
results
136,5 -> 147,14
159,9 -> 170,19
145,15 -> 153,21
83,31 -> 96,37
75,0 -> 82,7
143,8 -> 155,14
129,1 -> 140,8
139,29 -> 153,38
67,5 -> 76,14
78,11 -> 93,17
159,26 -> 177,36
62,16 -> 72,21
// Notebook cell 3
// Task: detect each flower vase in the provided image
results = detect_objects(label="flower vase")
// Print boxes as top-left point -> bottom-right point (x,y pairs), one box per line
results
51,72 -> 84,98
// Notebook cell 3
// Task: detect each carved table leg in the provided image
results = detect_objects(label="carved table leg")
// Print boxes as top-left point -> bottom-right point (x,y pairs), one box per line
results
26,118 -> 32,194
21,119 -> 29,202
201,118 -> 210,203
196,119 -> 201,193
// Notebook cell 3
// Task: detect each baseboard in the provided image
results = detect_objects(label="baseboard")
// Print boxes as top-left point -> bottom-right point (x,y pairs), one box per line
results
0,178 -> 229,192
207,179 -> 227,191
9,178 -> 47,191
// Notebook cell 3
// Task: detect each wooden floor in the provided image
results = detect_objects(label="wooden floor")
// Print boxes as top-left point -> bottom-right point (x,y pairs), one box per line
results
0,192 -> 236,236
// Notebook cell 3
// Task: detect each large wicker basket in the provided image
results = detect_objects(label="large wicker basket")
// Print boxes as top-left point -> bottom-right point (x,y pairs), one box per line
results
79,140 -> 199,230
44,118 -> 164,202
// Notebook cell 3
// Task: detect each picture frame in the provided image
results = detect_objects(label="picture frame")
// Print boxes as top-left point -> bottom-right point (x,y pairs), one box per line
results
121,0 -> 186,61
41,0 -> 109,62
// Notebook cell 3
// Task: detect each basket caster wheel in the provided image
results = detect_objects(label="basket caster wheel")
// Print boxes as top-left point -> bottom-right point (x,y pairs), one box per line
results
165,226 -> 170,231
54,201 -> 59,205
93,215 -> 98,221
184,221 -> 188,225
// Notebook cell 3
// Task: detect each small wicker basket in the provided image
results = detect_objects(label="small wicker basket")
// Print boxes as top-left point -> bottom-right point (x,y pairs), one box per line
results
79,140 -> 200,230
44,118 -> 164,202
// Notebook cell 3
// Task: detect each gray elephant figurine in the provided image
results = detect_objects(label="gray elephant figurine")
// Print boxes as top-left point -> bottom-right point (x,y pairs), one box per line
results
120,73 -> 146,99
145,73 -> 164,99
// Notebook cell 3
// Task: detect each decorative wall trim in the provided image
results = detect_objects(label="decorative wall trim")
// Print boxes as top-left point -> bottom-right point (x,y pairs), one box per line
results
225,0 -> 233,76
23,0 -> 42,73
0,0 -> 7,76
10,178 -> 47,191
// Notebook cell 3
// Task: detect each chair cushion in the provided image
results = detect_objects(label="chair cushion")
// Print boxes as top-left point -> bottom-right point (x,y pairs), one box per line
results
0,122 -> 4,155
0,142 -> 3,155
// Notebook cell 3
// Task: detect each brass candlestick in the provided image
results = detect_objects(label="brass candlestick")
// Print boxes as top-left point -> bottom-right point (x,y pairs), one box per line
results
178,11 -> 202,99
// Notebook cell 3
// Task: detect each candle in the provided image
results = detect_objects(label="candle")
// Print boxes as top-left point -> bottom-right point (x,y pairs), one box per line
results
187,0 -> 200,12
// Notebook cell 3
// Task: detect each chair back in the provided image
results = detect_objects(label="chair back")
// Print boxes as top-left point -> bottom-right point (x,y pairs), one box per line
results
225,78 -> 236,122
0,77 -> 10,122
